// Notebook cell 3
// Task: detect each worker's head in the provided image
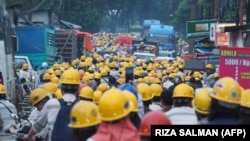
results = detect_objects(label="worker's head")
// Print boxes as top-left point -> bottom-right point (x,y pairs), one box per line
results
79,86 -> 94,101
69,100 -> 101,141
30,88 -> 49,111
209,77 -> 241,120
60,68 -> 80,95
0,84 -> 6,100
98,88 -> 132,122
205,64 -> 215,74
139,111 -> 171,139
22,63 -> 29,70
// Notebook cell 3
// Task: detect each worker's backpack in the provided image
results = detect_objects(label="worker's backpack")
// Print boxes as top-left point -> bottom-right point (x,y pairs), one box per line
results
51,98 -> 78,141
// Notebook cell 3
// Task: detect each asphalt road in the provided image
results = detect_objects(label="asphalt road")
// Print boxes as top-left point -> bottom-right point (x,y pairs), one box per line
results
0,133 -> 16,141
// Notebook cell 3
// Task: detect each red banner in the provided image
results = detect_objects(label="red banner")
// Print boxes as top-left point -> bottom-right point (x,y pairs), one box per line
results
219,47 -> 250,89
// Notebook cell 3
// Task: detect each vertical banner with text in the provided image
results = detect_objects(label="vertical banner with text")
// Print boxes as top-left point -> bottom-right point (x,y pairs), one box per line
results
219,47 -> 250,89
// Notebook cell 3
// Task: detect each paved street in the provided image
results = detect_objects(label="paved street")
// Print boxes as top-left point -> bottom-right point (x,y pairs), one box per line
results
0,132 -> 16,141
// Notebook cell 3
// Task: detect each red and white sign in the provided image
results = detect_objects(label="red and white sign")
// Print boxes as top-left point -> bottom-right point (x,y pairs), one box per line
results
216,32 -> 230,46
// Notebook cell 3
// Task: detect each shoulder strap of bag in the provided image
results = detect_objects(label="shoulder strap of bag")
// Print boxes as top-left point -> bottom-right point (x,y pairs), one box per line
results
101,77 -> 110,87
0,101 -> 13,114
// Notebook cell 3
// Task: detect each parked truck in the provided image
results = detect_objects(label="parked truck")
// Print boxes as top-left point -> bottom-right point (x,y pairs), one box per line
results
15,25 -> 57,68
141,19 -> 161,38
55,29 -> 93,63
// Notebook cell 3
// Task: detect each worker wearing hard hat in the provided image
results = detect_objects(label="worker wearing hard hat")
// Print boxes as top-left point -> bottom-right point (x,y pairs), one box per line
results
149,84 -> 163,111
165,83 -> 198,124
192,88 -> 213,124
0,84 -> 17,134
69,101 -> 101,141
206,77 -> 241,125
203,64 -> 215,87
87,88 -> 140,141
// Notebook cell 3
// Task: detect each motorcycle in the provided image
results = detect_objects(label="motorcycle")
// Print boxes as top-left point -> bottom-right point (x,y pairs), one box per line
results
20,78 -> 32,97
10,112 -> 32,141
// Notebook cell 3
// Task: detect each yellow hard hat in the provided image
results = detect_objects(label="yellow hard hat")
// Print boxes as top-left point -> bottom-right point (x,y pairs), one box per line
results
213,72 -> 219,78
82,76 -> 90,84
60,68 -> 80,85
80,55 -> 86,61
192,88 -> 213,115
79,86 -> 94,99
193,71 -> 202,78
97,83 -> 108,92
150,84 -> 163,97
100,69 -> 108,77
54,70 -> 61,76
173,83 -> 194,98
98,88 -> 131,121
55,88 -> 63,99
94,72 -> 101,79
178,64 -> 184,69
88,66 -> 95,72
43,82 -> 58,94
93,91 -> 102,104
147,65 -> 154,71
211,77 -> 241,104
47,68 -> 55,75
51,76 -> 60,84
136,78 -> 144,84
157,73 -> 163,79
205,64 -> 214,70
154,78 -> 161,84
134,70 -> 142,77
137,83 -> 153,101
68,100 -> 101,128
43,73 -> 51,80
168,73 -> 176,78
30,88 -> 48,106
53,63 -> 60,70
240,89 -> 250,108
22,63 -> 28,69
143,76 -> 151,84
185,76 -> 191,81
87,73 -> 94,80
123,90 -> 138,112
0,84 -> 6,95
79,62 -> 87,68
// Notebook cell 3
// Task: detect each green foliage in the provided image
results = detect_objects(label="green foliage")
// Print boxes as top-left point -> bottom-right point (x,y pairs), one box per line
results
63,0 -> 99,32
170,0 -> 191,38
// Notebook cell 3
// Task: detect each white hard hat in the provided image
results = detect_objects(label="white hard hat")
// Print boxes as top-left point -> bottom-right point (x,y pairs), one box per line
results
42,62 -> 48,67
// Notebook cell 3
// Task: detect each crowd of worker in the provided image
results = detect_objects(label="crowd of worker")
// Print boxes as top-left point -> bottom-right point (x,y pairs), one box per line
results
0,33 -> 249,141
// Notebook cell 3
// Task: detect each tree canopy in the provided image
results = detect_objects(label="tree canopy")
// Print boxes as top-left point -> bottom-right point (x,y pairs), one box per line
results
7,0 -> 242,38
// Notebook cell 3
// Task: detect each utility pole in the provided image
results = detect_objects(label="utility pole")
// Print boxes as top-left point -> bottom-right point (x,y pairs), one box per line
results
239,0 -> 244,25
213,0 -> 221,19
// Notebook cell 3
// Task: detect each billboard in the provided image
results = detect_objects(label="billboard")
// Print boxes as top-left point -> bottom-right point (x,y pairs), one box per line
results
219,47 -> 250,89
215,23 -> 236,46
186,19 -> 217,39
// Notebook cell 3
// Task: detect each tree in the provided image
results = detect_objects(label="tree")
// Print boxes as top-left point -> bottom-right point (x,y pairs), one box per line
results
63,0 -> 99,32
170,0 -> 191,38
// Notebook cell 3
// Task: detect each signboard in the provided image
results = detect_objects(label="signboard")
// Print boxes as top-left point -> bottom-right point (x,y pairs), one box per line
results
210,23 -> 216,41
186,19 -> 217,39
219,47 -> 250,89
215,32 -> 230,46
215,23 -> 235,46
